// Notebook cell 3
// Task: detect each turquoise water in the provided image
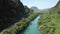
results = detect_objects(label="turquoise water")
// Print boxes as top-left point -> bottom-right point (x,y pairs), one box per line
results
20,16 -> 40,34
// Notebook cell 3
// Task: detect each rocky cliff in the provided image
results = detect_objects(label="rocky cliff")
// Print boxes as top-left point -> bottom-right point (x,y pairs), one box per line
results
0,0 -> 26,32
55,0 -> 60,9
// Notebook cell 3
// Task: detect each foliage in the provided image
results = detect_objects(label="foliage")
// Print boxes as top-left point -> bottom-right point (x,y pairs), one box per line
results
38,1 -> 60,34
1,11 -> 39,34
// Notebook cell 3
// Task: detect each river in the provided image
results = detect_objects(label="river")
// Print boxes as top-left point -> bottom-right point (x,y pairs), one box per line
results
20,16 -> 40,34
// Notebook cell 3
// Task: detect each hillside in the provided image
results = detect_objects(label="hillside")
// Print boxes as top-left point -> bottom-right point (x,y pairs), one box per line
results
0,0 -> 40,34
0,0 -> 31,32
38,0 -> 60,34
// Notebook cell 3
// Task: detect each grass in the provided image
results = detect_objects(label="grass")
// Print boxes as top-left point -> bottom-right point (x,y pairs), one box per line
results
38,7 -> 60,34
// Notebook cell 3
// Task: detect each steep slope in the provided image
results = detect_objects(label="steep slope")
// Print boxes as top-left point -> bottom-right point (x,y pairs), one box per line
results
0,0 -> 27,32
1,7 -> 39,34
50,1 -> 60,34
38,0 -> 60,34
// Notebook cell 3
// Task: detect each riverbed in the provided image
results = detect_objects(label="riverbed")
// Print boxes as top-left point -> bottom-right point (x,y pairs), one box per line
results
20,16 -> 40,34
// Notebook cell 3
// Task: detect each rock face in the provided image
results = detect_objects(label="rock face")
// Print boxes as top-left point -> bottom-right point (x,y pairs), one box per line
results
24,6 -> 30,14
0,0 -> 26,32
30,7 -> 38,10
55,0 -> 60,8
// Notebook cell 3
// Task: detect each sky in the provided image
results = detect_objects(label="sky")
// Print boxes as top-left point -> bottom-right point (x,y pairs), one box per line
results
20,0 -> 59,9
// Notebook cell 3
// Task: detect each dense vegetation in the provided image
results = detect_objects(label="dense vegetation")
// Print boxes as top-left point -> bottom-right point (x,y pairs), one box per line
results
38,1 -> 60,34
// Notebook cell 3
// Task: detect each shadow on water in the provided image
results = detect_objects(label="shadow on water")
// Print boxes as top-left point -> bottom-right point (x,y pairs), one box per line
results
19,16 -> 40,34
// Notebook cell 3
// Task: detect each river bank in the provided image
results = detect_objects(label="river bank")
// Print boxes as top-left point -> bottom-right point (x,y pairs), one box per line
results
38,1 -> 60,34
38,7 -> 60,34
38,12 -> 56,34
19,15 -> 40,34
1,12 -> 40,34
